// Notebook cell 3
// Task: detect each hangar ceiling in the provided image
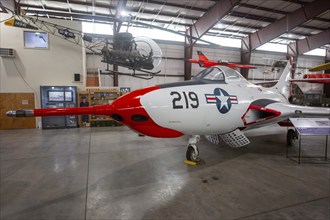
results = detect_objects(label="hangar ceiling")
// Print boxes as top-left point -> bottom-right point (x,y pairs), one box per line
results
14,0 -> 330,50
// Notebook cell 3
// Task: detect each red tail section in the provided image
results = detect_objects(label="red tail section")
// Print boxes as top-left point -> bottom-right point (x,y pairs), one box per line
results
197,51 -> 209,62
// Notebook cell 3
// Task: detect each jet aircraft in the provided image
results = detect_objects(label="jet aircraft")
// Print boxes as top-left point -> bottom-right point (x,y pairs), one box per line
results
7,60 -> 330,161
188,51 -> 256,69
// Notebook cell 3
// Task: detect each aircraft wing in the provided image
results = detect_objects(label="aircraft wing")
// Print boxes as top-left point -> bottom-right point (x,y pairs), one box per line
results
205,103 -> 329,148
188,59 -> 199,63
309,62 -> 330,72
255,78 -> 330,85
290,78 -> 330,83
266,102 -> 330,119
231,64 -> 256,69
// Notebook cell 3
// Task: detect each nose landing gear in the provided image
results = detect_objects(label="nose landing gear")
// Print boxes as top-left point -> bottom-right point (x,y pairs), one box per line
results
186,135 -> 200,162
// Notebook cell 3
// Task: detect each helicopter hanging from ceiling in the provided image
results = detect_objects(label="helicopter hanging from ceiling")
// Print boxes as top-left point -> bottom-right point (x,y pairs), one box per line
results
100,32 -> 162,78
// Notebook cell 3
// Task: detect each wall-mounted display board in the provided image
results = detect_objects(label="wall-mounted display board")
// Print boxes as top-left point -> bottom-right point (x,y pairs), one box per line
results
24,31 -> 49,49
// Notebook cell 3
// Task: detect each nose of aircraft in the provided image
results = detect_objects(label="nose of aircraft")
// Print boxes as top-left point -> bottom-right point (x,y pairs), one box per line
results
111,86 -> 183,138
6,86 -> 183,138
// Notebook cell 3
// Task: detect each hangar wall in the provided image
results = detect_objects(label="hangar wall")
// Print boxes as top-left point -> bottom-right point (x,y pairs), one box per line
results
1,10 -> 325,101
88,42 -> 324,94
0,14 -> 84,107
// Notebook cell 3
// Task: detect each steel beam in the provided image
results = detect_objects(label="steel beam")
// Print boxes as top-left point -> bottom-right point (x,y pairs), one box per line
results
246,0 -> 330,51
112,0 -> 127,87
114,0 -> 127,33
230,11 -> 276,23
240,36 -> 251,78
239,3 -> 287,15
130,0 -> 208,12
296,29 -> 330,55
281,0 -> 309,5
287,41 -> 298,57
184,28 -> 193,81
189,0 -> 240,45
287,29 -> 330,56
113,65 -> 119,87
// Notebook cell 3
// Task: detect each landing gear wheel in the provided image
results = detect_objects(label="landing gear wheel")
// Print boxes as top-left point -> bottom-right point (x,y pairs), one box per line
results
287,129 -> 297,146
186,145 -> 199,162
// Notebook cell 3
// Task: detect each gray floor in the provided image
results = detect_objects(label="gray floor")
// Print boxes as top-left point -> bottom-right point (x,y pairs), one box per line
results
0,125 -> 329,220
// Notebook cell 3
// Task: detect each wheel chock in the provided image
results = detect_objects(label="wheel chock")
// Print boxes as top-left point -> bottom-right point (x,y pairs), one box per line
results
184,160 -> 197,166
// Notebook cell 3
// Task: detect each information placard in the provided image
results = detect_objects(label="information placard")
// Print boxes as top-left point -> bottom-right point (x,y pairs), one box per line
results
289,118 -> 330,136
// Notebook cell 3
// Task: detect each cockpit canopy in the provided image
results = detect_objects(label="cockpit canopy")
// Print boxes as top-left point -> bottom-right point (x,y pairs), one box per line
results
194,66 -> 246,82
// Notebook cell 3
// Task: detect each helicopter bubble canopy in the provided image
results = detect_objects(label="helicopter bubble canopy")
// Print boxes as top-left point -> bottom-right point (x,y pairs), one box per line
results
101,33 -> 162,71
134,36 -> 162,68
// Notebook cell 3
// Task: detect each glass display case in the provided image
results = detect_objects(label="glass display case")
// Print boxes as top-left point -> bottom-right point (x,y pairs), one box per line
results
40,86 -> 78,129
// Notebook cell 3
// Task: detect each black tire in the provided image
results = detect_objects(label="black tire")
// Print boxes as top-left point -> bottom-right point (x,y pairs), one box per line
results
186,145 -> 198,161
287,129 -> 297,146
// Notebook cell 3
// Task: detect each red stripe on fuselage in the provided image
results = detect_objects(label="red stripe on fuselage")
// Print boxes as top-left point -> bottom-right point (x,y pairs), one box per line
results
111,86 -> 183,138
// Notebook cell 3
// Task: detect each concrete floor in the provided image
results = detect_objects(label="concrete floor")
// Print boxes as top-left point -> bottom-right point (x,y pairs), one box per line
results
0,125 -> 329,220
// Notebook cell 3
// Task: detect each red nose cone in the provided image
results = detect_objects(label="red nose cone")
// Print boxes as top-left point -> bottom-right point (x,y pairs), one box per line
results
111,86 -> 183,138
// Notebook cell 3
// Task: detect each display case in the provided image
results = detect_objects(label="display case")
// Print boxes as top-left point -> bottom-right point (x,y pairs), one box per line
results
78,91 -> 90,127
77,88 -> 121,127
120,87 -> 131,96
89,88 -> 120,127
40,86 -> 78,129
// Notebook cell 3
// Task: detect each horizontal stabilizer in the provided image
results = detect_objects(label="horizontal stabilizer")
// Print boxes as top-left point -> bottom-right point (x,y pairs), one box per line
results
219,129 -> 250,148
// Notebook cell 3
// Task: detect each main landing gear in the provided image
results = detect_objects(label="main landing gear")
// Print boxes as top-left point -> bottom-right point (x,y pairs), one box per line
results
287,128 -> 298,146
186,135 -> 200,162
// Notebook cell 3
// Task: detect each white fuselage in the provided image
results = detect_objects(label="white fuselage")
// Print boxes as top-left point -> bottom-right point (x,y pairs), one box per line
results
140,80 -> 287,135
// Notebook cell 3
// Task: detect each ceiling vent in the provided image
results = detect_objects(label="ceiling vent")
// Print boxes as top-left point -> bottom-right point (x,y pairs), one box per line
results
0,48 -> 15,58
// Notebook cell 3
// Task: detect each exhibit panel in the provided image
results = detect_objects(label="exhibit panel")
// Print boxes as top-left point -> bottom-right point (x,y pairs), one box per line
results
40,86 -> 78,129
77,88 -> 122,127
89,88 -> 121,127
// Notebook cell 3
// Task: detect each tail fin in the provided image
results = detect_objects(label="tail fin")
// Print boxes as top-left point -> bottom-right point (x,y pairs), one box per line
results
197,51 -> 209,62
270,58 -> 292,99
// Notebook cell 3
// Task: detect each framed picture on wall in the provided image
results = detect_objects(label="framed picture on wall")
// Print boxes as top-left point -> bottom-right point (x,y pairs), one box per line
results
48,91 -> 64,102
23,31 -> 49,49
65,91 -> 73,102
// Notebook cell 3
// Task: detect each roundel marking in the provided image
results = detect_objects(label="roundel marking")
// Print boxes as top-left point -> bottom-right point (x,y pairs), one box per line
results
205,88 -> 238,114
